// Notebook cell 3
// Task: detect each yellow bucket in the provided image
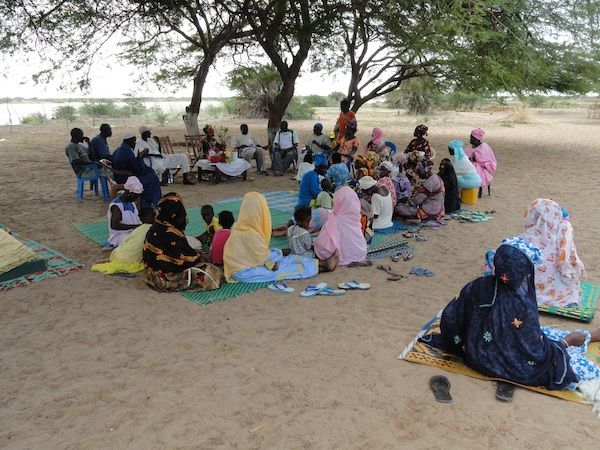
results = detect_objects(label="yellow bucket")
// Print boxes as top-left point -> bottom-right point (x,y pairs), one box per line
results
461,188 -> 478,205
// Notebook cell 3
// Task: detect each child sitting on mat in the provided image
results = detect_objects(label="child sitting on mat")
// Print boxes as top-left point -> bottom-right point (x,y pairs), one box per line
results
287,206 -> 315,258
208,211 -> 234,265
313,178 -> 334,209
197,204 -> 222,246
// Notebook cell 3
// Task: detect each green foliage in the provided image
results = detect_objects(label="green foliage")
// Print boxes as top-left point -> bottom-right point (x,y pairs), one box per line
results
52,105 -> 77,121
328,91 -> 347,102
385,78 -> 439,114
20,112 -> 48,125
203,99 -> 239,119
227,64 -> 282,118
150,106 -> 168,125
284,99 -> 315,119
79,100 -> 120,116
443,91 -> 481,111
122,94 -> 147,115
525,95 -> 547,108
303,95 -> 328,107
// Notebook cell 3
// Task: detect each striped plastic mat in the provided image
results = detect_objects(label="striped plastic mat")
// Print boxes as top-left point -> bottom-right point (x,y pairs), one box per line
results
537,282 -> 599,322
180,281 -> 270,306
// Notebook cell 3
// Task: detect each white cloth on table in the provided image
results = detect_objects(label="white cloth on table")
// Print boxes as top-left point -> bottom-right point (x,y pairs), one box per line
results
196,159 -> 251,177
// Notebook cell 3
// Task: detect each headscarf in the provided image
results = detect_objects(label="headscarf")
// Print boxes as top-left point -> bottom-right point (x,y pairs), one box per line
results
415,124 -> 428,136
139,125 -> 151,134
309,207 -> 331,231
143,193 -> 199,273
223,192 -> 271,281
371,127 -> 384,146
124,176 -> 144,194
313,186 -> 367,265
448,140 -> 466,160
520,198 -> 585,283
354,153 -> 377,178
437,244 -> 578,390
471,127 -> 485,141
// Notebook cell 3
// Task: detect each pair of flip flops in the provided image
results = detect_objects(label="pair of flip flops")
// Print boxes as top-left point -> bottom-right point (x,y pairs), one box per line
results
300,283 -> 346,297
409,267 -> 435,277
402,233 -> 428,241
391,251 -> 414,262
429,376 -> 515,403
377,265 -> 404,281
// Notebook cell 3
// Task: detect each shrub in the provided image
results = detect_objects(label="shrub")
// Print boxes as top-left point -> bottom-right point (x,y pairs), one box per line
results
150,106 -> 168,125
20,112 -> 48,125
53,105 -> 77,121
408,93 -> 433,115
303,95 -> 328,107
79,100 -> 120,116
284,99 -> 315,119
525,95 -> 547,108
444,91 -> 480,111
328,91 -> 347,103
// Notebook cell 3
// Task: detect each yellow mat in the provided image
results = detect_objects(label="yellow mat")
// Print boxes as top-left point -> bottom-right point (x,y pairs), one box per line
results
400,312 -> 600,405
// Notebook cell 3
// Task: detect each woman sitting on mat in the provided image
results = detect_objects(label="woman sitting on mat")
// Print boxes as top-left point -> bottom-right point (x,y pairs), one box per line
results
448,140 -> 481,190
143,193 -> 224,292
314,186 -> 368,269
433,240 -> 600,396
438,158 -> 461,214
485,199 -> 586,307
223,192 -> 332,282
394,162 -> 445,223
376,161 -> 397,209
106,176 -> 144,249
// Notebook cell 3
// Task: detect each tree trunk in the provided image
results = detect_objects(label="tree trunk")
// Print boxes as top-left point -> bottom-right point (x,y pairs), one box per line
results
267,77 -> 295,145
183,52 -> 217,135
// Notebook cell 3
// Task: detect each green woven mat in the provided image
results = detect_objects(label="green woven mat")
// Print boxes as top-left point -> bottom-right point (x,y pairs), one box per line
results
74,203 -> 291,245
537,282 -> 599,322
180,281 -> 270,306
368,234 -> 409,253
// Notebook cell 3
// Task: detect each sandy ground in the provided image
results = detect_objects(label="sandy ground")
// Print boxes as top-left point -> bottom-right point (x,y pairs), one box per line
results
1,106 -> 600,449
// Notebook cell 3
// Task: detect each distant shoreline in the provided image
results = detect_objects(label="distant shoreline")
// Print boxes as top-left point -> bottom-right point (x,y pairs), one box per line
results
1,97 -> 227,103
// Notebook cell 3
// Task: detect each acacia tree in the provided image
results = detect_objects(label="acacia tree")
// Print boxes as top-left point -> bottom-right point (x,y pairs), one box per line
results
316,0 -> 600,112
235,0 -> 336,144
0,0 -> 250,134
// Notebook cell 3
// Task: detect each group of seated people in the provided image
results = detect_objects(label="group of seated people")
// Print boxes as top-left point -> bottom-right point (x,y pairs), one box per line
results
288,122 -> 497,236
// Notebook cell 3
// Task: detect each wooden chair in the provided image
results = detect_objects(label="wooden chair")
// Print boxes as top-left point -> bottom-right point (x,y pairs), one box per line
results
184,134 -> 206,166
99,159 -> 131,200
156,136 -> 182,178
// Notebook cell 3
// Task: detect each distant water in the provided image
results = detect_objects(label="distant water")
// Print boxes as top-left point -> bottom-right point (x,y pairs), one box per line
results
0,100 -> 222,125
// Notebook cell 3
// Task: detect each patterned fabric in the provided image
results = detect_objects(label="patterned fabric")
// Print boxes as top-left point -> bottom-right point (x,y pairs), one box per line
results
326,163 -> 350,191
541,326 -> 600,385
376,177 -> 397,208
430,244 -> 579,390
501,236 -> 543,266
145,263 -> 223,292
404,137 -> 432,159
521,198 -> 586,307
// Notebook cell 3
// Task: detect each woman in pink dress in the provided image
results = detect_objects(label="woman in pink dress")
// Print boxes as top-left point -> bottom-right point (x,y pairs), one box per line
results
464,127 -> 497,197
313,186 -> 367,268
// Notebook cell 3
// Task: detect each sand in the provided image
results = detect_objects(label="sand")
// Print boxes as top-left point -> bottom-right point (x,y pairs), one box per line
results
1,106 -> 599,448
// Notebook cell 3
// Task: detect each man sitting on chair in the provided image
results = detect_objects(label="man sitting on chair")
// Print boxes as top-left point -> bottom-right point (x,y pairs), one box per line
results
65,128 -> 102,177
134,126 -> 195,186
90,123 -> 113,162
112,131 -> 162,208
231,123 -> 268,176
272,121 -> 299,177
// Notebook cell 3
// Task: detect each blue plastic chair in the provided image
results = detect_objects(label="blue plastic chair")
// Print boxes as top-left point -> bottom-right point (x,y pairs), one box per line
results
74,163 -> 109,203
385,141 -> 397,156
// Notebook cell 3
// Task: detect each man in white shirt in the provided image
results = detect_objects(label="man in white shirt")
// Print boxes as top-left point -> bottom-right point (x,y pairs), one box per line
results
230,123 -> 268,175
134,126 -> 195,185
272,120 -> 299,176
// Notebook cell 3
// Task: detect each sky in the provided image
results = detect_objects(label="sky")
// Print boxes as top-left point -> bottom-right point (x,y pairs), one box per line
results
1,56 -> 350,99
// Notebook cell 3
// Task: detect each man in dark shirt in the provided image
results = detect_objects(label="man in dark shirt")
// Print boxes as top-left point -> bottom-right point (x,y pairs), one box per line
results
90,123 -> 113,161
112,131 -> 162,208
65,128 -> 101,177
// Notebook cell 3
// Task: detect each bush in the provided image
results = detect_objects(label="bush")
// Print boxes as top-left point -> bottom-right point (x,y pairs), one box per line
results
79,100 -> 120,116
53,105 -> 77,121
122,95 -> 147,115
525,95 -> 547,108
443,91 -> 480,111
408,93 -> 433,115
328,91 -> 347,103
303,95 -> 328,107
150,106 -> 168,125
20,112 -> 48,125
284,99 -> 315,119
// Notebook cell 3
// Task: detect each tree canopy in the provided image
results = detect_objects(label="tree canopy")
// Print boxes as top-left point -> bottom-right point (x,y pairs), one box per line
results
2,0 -> 599,132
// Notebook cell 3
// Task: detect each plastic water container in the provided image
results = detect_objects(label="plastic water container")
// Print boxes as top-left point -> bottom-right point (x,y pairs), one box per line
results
461,188 -> 478,205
